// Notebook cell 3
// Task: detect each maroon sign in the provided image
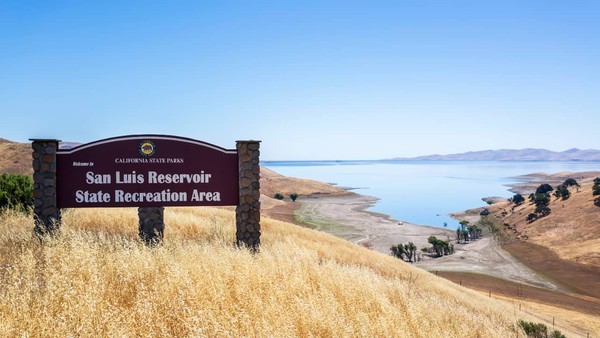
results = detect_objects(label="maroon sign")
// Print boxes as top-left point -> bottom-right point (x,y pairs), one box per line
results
56,135 -> 239,208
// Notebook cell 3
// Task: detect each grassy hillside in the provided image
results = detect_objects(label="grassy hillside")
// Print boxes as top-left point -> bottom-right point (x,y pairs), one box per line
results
0,139 -> 31,175
0,207 -> 553,337
493,176 -> 600,267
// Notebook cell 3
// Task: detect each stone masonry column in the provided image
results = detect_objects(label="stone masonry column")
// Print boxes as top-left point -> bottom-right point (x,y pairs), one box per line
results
30,139 -> 61,237
236,140 -> 261,250
138,207 -> 165,245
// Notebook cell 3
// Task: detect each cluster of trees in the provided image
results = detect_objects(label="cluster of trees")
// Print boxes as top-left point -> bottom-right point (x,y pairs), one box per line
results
391,236 -> 456,261
455,220 -> 482,244
424,236 -> 454,257
524,179 -> 580,222
390,242 -> 418,262
0,173 -> 33,212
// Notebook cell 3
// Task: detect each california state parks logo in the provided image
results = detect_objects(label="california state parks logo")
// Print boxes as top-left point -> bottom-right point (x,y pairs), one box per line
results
138,140 -> 156,157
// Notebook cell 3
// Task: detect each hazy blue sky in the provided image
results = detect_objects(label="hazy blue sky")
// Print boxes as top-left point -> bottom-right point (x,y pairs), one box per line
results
1,1 -> 598,160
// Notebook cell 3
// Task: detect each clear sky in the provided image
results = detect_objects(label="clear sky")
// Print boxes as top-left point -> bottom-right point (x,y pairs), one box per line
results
1,1 -> 598,160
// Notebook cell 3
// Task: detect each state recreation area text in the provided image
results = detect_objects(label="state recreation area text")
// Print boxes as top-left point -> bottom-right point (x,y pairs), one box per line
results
75,189 -> 221,203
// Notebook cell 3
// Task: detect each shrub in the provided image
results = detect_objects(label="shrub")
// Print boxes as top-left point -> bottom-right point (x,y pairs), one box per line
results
274,193 -> 284,200
0,173 -> 33,212
526,213 -> 538,223
289,193 -> 298,202
517,319 -> 565,338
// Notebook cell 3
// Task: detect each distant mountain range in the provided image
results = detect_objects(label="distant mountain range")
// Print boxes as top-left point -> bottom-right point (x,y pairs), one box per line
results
391,148 -> 600,161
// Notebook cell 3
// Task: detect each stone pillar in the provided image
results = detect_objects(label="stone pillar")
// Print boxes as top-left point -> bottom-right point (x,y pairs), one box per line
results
30,139 -> 62,237
236,140 -> 261,250
138,207 -> 165,245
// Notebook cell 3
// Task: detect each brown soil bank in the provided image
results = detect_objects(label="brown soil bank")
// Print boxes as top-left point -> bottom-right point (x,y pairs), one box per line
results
437,271 -> 600,316
502,240 -> 600,299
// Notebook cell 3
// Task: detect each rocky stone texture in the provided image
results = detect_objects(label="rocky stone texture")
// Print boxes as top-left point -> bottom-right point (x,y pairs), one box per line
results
138,207 -> 165,245
31,139 -> 61,237
236,141 -> 261,250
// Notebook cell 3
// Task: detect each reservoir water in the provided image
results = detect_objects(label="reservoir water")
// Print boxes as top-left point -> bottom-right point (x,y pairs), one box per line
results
263,161 -> 600,229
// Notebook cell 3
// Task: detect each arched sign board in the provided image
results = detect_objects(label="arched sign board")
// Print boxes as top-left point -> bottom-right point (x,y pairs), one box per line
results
31,135 -> 261,248
56,135 -> 239,208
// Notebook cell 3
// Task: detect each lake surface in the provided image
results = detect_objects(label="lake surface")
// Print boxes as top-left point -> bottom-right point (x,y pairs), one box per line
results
263,161 -> 600,229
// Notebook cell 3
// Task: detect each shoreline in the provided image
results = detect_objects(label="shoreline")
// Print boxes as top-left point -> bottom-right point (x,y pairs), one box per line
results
278,191 -> 455,256
268,191 -> 565,290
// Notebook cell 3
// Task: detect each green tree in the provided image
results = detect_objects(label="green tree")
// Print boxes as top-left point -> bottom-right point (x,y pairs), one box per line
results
465,223 -> 481,240
593,177 -> 600,196
405,242 -> 417,262
0,173 -> 33,212
274,193 -> 284,200
512,193 -> 525,205
535,184 -> 554,195
390,244 -> 407,260
533,193 -> 551,217
535,205 -> 551,216
563,178 -> 579,188
457,220 -> 469,243
553,184 -> 570,200
289,193 -> 298,202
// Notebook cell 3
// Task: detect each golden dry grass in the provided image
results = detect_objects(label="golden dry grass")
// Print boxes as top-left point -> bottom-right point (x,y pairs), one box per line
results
492,294 -> 600,337
261,167 -> 346,198
0,207 -> 564,337
0,139 -> 31,175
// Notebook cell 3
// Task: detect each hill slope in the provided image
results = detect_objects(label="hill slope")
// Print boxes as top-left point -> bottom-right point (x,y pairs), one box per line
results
492,175 -> 600,266
0,139 -> 31,175
0,207 -> 569,337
